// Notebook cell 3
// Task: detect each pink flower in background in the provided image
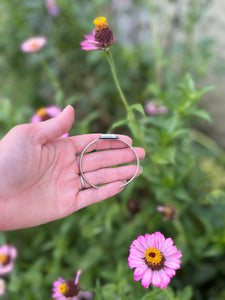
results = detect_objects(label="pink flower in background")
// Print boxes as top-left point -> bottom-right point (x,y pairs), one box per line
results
0,245 -> 17,276
0,278 -> 6,296
157,205 -> 178,221
21,36 -> 46,53
145,101 -> 168,115
52,270 -> 93,300
128,232 -> 182,289
31,106 -> 69,137
45,0 -> 60,16
81,17 -> 115,51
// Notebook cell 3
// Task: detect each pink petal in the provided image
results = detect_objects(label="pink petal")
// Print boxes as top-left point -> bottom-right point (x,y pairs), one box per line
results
75,270 -> 82,285
81,44 -> 100,51
128,256 -> 143,269
133,264 -> 148,277
137,235 -> 148,249
141,269 -> 153,289
0,263 -> 14,275
53,282 -> 61,287
52,291 -> 62,298
151,271 -> 161,287
164,266 -> 176,278
144,233 -> 154,248
167,250 -> 182,259
154,232 -> 166,249
131,239 -> 146,253
134,275 -> 143,281
129,248 -> 144,258
61,133 -> 69,138
0,245 -> 8,254
31,114 -> 41,123
46,106 -> 62,117
161,238 -> 174,252
164,245 -> 179,256
83,34 -> 95,41
159,269 -> 170,286
9,247 -> 17,260
164,260 -> 181,269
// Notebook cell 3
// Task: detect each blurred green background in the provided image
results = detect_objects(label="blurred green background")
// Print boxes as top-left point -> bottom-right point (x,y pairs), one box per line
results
1,0 -> 225,299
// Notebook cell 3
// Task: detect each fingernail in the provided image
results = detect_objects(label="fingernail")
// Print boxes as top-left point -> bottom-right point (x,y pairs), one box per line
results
63,105 -> 70,112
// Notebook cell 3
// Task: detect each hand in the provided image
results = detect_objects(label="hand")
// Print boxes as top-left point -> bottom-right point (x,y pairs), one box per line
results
0,106 -> 145,230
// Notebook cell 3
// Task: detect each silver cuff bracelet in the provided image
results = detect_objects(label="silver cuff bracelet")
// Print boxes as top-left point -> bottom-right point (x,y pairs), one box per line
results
79,134 -> 140,189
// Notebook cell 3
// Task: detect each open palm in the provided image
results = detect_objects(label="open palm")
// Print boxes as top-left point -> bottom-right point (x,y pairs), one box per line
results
0,106 -> 145,230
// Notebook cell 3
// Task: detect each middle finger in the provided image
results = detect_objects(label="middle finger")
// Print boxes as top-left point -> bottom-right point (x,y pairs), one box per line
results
77,147 -> 145,173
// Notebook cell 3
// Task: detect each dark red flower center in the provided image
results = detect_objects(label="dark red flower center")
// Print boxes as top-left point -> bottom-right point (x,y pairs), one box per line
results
144,247 -> 165,271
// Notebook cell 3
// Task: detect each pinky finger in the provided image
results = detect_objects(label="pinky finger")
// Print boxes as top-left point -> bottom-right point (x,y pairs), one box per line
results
75,181 -> 126,211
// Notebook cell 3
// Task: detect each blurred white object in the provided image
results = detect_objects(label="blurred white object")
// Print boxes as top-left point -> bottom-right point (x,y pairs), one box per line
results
0,279 -> 6,296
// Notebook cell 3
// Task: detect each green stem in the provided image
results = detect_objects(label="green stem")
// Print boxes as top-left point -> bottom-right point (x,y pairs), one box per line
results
173,218 -> 186,246
105,50 -> 151,155
105,50 -> 129,112
190,129 -> 225,163
41,58 -> 64,107
163,288 -> 174,300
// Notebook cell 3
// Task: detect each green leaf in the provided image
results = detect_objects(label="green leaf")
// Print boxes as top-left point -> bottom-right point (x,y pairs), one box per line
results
80,112 -> 100,134
94,279 -> 105,300
65,94 -> 81,105
55,90 -> 64,106
196,86 -> 215,98
205,189 -> 225,205
174,188 -> 192,202
190,109 -> 212,122
184,73 -> 195,91
144,83 -> 161,97
110,119 -> 129,130
177,286 -> 193,300
151,147 -> 176,164
171,129 -> 189,139
129,104 -> 145,116
203,244 -> 225,257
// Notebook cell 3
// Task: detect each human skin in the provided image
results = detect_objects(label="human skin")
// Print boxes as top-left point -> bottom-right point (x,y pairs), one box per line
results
0,106 -> 145,231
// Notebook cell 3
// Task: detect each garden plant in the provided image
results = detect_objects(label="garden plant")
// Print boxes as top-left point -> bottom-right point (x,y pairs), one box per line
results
0,0 -> 225,299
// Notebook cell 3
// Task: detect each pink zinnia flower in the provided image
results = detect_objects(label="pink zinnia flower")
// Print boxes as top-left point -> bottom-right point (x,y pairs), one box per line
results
45,0 -> 60,16
52,270 -> 93,300
81,17 -> 115,51
0,245 -> 17,276
145,102 -> 168,115
21,36 -> 46,53
157,205 -> 177,221
31,106 -> 68,137
128,232 -> 182,289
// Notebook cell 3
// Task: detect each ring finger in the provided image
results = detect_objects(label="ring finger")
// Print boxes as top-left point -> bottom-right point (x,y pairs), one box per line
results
78,165 -> 142,190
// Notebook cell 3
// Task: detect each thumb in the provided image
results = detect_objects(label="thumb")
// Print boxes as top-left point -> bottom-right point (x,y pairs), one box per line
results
36,105 -> 75,143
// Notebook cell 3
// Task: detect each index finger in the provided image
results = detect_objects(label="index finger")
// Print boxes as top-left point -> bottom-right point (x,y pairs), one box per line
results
69,133 -> 133,154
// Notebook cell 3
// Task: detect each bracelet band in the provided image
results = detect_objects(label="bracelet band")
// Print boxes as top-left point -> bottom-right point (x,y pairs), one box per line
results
79,134 -> 140,189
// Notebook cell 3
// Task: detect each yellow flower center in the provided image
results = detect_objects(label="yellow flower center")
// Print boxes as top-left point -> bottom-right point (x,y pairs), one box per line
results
37,108 -> 47,117
30,41 -> 39,50
144,247 -> 164,270
0,254 -> 8,264
58,283 -> 69,295
94,17 -> 108,29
